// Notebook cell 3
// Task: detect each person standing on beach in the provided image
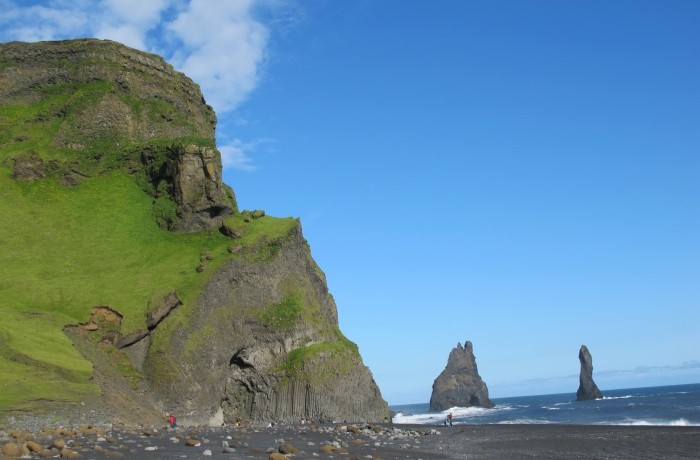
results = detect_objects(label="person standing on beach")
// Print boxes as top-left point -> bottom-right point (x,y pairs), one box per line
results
447,412 -> 453,426
169,414 -> 177,428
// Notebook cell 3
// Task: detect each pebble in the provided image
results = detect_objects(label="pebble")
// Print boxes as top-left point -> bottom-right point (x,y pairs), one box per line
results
1,418 -> 442,460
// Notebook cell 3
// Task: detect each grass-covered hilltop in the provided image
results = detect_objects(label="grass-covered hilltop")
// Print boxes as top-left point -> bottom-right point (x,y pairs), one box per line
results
0,39 -> 390,426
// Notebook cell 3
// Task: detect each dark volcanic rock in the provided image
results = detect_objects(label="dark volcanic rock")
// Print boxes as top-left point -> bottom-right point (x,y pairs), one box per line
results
577,345 -> 603,400
147,223 -> 391,425
429,340 -> 494,411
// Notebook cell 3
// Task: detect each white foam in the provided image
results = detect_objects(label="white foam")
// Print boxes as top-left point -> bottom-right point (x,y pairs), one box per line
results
393,404 -> 513,425
498,419 -> 554,424
444,405 -> 493,417
600,395 -> 635,400
392,412 -> 446,425
603,418 -> 699,427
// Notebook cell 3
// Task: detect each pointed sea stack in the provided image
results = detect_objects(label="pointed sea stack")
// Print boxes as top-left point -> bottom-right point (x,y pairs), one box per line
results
429,340 -> 494,411
576,345 -> 603,400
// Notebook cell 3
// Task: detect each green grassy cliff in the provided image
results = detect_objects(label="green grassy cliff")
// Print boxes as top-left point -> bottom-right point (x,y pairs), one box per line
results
0,39 -> 390,424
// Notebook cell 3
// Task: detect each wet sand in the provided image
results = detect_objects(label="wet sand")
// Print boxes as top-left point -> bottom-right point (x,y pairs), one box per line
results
2,422 -> 699,459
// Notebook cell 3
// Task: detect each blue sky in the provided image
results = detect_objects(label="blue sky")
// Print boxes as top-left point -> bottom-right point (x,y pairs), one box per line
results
2,0 -> 699,404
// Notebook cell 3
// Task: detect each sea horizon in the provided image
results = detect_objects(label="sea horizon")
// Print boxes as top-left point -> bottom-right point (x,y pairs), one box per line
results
390,382 -> 700,426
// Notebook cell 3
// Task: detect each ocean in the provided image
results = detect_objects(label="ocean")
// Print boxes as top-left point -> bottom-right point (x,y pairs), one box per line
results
391,383 -> 700,426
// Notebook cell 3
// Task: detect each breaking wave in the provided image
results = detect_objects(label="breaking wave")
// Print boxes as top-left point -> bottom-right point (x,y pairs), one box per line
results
390,383 -> 700,426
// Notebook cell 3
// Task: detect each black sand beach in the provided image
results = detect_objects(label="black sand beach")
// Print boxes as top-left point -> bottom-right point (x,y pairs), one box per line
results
2,422 -> 700,459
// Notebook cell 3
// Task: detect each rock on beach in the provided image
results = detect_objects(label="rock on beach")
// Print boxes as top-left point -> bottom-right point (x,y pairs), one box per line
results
2,420 -> 700,459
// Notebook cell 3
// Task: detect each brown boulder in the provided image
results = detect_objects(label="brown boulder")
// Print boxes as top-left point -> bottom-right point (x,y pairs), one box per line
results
51,439 -> 66,450
60,446 -> 80,458
26,440 -> 44,452
94,445 -> 124,457
2,442 -> 29,458
279,443 -> 298,454
8,431 -> 31,443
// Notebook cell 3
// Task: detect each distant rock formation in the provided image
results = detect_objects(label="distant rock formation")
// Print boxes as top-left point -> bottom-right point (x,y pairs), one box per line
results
429,341 -> 494,411
576,345 -> 603,400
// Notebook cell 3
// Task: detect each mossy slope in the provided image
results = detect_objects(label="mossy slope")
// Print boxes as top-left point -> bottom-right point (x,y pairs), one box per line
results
0,39 -> 388,423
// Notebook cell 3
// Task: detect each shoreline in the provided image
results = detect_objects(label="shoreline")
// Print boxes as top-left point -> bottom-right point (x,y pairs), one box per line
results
2,421 -> 700,459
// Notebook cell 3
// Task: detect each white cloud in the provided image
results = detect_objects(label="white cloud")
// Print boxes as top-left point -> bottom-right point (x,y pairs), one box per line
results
0,3 -> 91,41
165,0 -> 269,113
94,0 -> 173,50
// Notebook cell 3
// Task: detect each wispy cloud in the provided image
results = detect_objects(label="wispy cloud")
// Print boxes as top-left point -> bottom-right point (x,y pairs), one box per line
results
596,360 -> 700,378
0,1 -> 92,41
94,0 -> 172,51
493,361 -> 700,392
219,138 -> 275,172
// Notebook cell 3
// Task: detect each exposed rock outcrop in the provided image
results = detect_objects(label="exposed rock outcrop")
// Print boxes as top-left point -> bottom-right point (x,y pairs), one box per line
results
429,341 -> 494,411
576,345 -> 603,401
0,39 -> 236,231
146,291 -> 182,330
146,223 -> 390,424
0,39 -> 216,143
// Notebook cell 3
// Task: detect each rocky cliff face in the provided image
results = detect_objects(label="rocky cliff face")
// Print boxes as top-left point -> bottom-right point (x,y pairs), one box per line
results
1,39 -> 389,424
1,39 -> 235,231
429,341 -> 494,411
140,223 -> 390,424
576,345 -> 603,401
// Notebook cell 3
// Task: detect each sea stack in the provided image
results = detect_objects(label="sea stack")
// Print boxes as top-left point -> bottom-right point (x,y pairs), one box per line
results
429,340 -> 494,411
576,345 -> 603,400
